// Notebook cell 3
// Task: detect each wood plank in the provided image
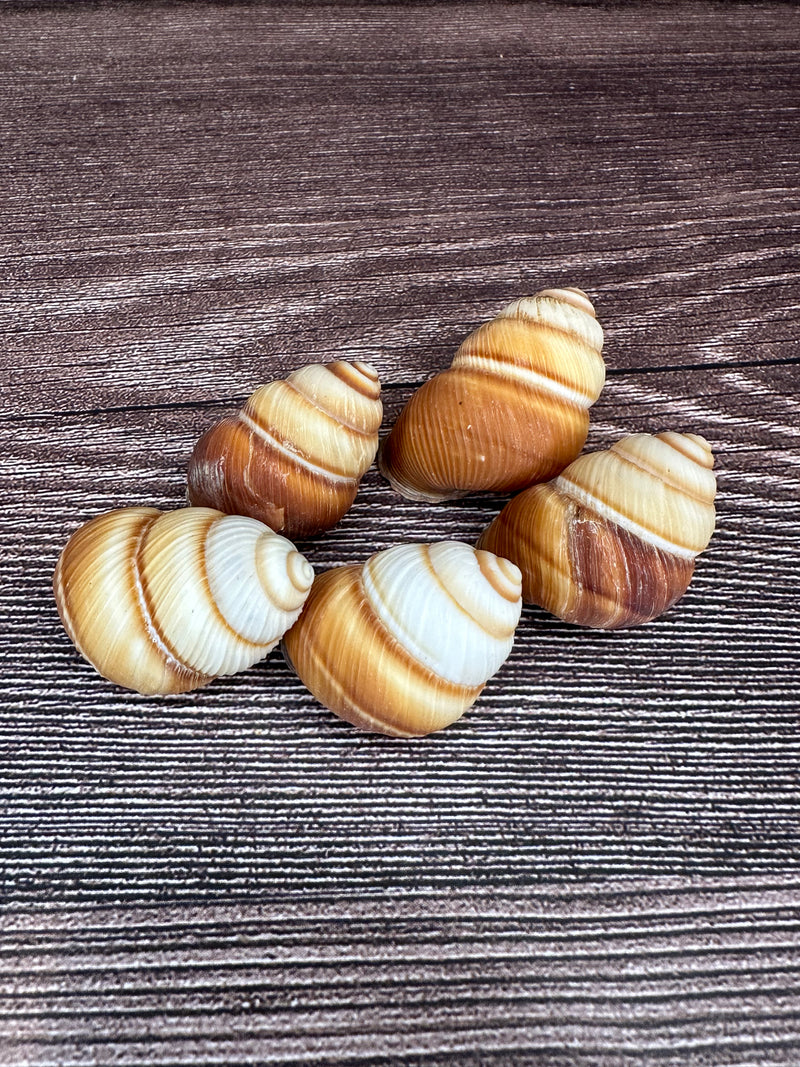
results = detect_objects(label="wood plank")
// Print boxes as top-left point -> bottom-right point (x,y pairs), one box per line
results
2,878 -> 800,1065
2,3 -> 797,415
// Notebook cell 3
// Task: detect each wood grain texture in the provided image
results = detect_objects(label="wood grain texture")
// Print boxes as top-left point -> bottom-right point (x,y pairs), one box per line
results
1,1 -> 799,1062
3,878 -> 800,1065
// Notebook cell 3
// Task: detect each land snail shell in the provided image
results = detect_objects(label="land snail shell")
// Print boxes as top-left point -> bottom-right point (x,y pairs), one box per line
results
187,361 -> 383,539
477,432 -> 717,629
282,541 -> 523,737
378,288 -> 606,503
53,507 -> 314,695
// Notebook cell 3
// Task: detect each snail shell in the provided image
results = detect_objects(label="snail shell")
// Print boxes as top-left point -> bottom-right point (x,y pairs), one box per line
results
53,507 -> 314,695
379,288 -> 605,502
477,432 -> 717,629
187,361 -> 383,538
282,541 -> 523,737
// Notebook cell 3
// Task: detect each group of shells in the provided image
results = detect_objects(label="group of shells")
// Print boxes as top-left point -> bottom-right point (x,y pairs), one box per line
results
54,288 -> 717,737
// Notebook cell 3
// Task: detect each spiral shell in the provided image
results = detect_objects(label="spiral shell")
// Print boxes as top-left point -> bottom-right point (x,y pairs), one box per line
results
379,288 -> 605,502
282,541 -> 523,737
187,361 -> 383,538
53,507 -> 314,695
477,432 -> 717,629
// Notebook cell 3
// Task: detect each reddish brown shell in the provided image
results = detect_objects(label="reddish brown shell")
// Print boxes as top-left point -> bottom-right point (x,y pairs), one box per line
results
379,288 -> 605,502
187,361 -> 382,539
477,432 -> 717,629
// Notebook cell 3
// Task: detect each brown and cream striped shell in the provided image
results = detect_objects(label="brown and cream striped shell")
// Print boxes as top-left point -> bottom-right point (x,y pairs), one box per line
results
477,432 -> 717,629
378,288 -> 605,502
187,361 -> 383,539
53,507 -> 314,695
282,541 -> 523,737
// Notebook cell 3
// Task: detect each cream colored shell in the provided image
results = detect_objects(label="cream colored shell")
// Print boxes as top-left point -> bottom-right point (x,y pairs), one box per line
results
282,541 -> 523,737
477,432 -> 717,629
53,507 -> 314,694
378,288 -> 605,502
187,361 -> 383,538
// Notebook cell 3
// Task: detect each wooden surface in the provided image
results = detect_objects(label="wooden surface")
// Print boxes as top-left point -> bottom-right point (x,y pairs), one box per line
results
2,1 -> 799,1062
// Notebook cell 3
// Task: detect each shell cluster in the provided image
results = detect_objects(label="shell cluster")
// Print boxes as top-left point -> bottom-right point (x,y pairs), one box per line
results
379,288 -> 605,502
53,507 -> 314,695
187,361 -> 382,539
282,542 -> 522,737
53,287 -> 718,733
477,432 -> 717,629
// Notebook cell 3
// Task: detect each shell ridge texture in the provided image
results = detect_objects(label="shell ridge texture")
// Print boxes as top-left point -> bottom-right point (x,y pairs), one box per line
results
286,372 -> 378,435
554,475 -> 698,561
130,510 -> 201,683
451,352 -> 593,407
238,405 -> 354,485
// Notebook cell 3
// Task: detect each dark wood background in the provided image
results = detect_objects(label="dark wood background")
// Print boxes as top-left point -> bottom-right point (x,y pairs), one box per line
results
2,2 -> 799,1063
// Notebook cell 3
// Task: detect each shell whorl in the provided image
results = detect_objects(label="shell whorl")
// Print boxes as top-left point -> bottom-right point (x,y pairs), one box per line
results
379,288 -> 606,502
555,432 -> 716,559
476,286 -> 605,400
187,361 -> 383,538
282,541 -> 522,737
477,432 -> 717,629
53,507 -> 314,695
362,542 -> 522,687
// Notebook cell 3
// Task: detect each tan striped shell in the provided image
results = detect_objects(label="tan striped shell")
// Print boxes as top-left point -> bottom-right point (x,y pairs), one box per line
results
282,541 -> 523,737
187,361 -> 383,538
477,432 -> 717,629
53,507 -> 314,694
379,288 -> 605,502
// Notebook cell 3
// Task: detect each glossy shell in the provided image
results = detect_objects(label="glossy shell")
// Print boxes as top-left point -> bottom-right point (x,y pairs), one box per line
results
187,361 -> 383,538
282,541 -> 523,737
53,507 -> 314,694
379,288 -> 605,502
477,432 -> 717,629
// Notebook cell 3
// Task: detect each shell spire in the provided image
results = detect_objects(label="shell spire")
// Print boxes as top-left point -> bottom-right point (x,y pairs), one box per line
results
187,361 -> 383,538
477,432 -> 717,629
53,507 -> 314,694
282,541 -> 523,737
379,288 -> 605,502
